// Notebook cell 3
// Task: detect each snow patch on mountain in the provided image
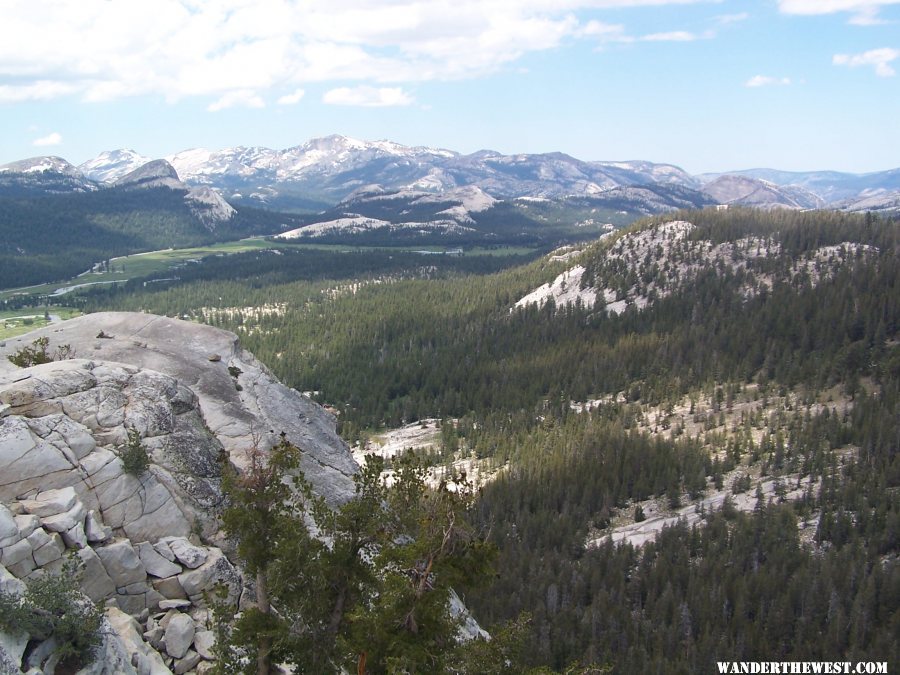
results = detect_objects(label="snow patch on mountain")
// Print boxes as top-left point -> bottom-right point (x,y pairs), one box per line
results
167,136 -> 459,187
78,149 -> 152,183
0,156 -> 81,176
167,148 -> 218,179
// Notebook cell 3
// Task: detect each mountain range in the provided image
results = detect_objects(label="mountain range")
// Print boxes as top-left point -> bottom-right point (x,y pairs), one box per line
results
3,135 -> 899,213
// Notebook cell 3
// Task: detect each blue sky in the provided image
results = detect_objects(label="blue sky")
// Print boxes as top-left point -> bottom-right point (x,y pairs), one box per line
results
1,0 -> 898,174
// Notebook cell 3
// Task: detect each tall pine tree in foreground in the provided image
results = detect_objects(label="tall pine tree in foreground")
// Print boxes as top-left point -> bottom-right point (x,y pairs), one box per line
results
217,438 -> 498,674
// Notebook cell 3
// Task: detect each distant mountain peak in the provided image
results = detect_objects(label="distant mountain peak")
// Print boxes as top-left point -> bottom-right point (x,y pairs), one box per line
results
14,136 -> 900,213
113,159 -> 185,190
702,174 -> 825,210
0,156 -> 97,194
0,155 -> 81,176
78,149 -> 152,183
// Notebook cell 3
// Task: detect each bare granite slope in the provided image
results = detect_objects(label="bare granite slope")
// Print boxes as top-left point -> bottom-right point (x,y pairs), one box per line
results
0,312 -> 359,673
0,312 -> 357,506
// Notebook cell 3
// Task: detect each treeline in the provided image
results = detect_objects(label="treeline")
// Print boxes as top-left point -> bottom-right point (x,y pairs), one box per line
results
88,247 -> 540,296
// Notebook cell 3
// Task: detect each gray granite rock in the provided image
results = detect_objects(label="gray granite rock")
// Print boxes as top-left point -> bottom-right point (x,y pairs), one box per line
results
0,538 -> 32,567
0,312 -> 369,669
95,540 -> 147,588
25,526 -> 50,550
151,576 -> 187,600
163,613 -> 194,659
105,607 -> 173,675
20,486 -> 78,518
14,514 -> 39,539
163,538 -> 207,569
177,547 -> 239,605
137,542 -> 182,578
152,540 -> 176,562
0,417 -> 73,502
173,649 -> 201,674
77,615 -> 140,675
77,546 -> 117,602
0,313 -> 358,506
192,630 -> 215,660
0,562 -> 25,597
0,627 -> 28,675
63,521 -> 88,549
41,501 -> 85,533
32,532 -> 65,566
85,510 -> 113,543
0,505 -> 17,547
6,555 -> 35,578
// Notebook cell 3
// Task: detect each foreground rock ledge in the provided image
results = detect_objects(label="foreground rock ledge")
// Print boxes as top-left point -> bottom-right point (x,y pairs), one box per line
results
0,311 -> 357,505
0,311 -> 360,673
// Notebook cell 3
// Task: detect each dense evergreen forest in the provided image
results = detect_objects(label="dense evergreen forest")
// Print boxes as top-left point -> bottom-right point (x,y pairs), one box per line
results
0,185 -> 299,288
80,208 -> 898,672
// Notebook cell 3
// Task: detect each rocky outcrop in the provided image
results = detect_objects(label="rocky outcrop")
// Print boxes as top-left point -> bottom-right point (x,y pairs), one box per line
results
113,159 -> 186,191
0,312 -> 357,505
0,312 -> 360,673
0,359 -> 221,542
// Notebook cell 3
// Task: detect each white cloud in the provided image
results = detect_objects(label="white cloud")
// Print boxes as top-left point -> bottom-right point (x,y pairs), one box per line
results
323,86 -> 414,107
778,0 -> 900,24
745,75 -> 792,87
833,48 -> 900,76
579,20 -> 627,37
0,0 -> 718,105
848,6 -> 889,24
0,81 -> 80,103
277,89 -> 306,105
33,132 -> 62,147
581,21 -> 708,45
207,90 -> 266,112
641,31 -> 700,41
715,12 -> 750,24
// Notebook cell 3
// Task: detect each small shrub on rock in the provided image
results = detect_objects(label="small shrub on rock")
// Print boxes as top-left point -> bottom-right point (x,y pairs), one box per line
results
7,336 -> 75,367
0,558 -> 103,671
118,428 -> 151,476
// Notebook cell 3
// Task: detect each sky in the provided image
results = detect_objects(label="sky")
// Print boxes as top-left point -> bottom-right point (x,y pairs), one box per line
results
1,0 -> 898,174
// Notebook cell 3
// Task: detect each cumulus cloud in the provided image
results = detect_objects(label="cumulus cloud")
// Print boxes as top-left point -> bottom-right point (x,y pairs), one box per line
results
0,0 -> 716,105
745,75 -> 792,87
778,0 -> 900,24
833,48 -> 900,76
207,90 -> 266,112
33,132 -> 62,146
277,89 -> 305,105
323,86 -> 414,107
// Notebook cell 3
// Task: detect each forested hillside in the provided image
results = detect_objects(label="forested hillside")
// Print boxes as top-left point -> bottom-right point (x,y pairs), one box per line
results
0,184 -> 298,288
80,208 -> 899,672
